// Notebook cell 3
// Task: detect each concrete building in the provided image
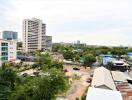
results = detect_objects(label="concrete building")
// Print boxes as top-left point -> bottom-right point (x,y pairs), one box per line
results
74,40 -> 86,47
23,18 -> 52,52
0,39 -> 17,66
0,31 -> 18,40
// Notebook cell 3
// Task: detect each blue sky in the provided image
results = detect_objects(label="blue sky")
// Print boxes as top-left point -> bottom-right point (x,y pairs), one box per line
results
0,0 -> 132,46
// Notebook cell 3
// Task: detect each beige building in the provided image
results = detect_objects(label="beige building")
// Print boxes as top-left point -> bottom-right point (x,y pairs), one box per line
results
23,18 -> 52,52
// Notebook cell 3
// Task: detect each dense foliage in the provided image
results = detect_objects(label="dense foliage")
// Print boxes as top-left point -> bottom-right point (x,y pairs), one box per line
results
52,44 -> 132,61
52,44 -> 132,56
0,63 -> 20,100
0,52 -> 69,100
83,54 -> 96,66
10,69 -> 68,100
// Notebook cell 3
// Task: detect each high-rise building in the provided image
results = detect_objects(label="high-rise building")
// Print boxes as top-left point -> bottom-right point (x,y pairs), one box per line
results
23,18 -> 52,52
0,31 -> 18,40
0,39 -> 17,66
77,40 -> 80,44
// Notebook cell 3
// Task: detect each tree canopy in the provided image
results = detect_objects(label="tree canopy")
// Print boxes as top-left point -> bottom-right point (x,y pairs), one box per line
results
83,54 -> 96,66
10,68 -> 69,100
0,63 -> 20,100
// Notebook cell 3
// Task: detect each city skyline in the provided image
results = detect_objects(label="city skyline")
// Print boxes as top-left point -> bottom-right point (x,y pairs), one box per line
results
0,0 -> 132,46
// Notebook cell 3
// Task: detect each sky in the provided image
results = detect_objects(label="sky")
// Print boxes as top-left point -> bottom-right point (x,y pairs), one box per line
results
0,0 -> 132,46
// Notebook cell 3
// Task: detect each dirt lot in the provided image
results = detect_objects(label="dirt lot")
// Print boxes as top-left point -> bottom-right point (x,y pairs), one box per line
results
64,65 -> 91,100
66,75 -> 90,100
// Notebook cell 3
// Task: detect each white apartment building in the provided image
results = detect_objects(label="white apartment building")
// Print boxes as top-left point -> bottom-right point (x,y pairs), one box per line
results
0,39 -> 17,66
23,18 -> 52,52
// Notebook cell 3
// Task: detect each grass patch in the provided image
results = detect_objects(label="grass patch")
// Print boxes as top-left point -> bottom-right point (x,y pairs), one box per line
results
72,75 -> 81,80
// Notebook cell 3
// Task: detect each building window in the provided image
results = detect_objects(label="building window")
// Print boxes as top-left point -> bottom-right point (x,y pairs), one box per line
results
1,43 -> 8,46
1,47 -> 8,51
1,52 -> 8,56
1,57 -> 8,61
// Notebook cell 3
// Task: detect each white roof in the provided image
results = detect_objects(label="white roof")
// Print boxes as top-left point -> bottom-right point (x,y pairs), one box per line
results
112,71 -> 132,82
113,60 -> 129,66
113,60 -> 124,64
112,71 -> 127,82
91,67 -> 116,90
63,60 -> 72,63
86,87 -> 123,100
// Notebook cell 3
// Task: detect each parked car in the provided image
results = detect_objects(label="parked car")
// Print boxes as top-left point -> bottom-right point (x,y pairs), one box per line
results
86,78 -> 92,83
127,79 -> 132,84
22,73 -> 28,77
33,71 -> 39,76
73,67 -> 80,70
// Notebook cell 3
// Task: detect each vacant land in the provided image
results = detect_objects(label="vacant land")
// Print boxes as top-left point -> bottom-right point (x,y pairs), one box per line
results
64,65 -> 91,100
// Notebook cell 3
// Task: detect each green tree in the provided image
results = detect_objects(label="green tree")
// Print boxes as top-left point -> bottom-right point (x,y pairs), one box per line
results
106,62 -> 114,70
50,61 -> 63,70
83,54 -> 96,67
33,68 -> 68,100
35,52 -> 51,68
125,55 -> 131,61
11,68 -> 69,100
74,54 -> 80,62
63,50 -> 75,60
0,63 -> 20,100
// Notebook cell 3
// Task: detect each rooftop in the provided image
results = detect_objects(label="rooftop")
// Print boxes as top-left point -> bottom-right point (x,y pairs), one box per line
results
112,71 -> 132,82
91,67 -> 117,90
86,87 -> 123,100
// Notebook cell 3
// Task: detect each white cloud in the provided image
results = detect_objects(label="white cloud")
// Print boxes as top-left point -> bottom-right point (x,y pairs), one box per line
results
52,26 -> 132,46
8,0 -> 132,21
1,0 -> 132,46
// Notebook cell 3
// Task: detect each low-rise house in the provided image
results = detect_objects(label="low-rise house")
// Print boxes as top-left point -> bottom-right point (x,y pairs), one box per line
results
99,54 -> 113,65
89,67 -> 132,100
91,67 -> 117,90
113,60 -> 129,67
112,60 -> 130,71
111,71 -> 132,100
112,71 -> 131,83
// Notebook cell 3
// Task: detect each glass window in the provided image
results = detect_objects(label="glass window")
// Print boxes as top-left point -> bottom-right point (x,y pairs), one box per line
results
1,47 -> 8,51
1,43 -> 8,46
1,57 -> 8,61
1,52 -> 8,56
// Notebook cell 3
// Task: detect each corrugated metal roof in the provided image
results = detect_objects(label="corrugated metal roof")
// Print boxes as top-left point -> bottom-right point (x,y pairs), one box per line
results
112,71 -> 132,82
